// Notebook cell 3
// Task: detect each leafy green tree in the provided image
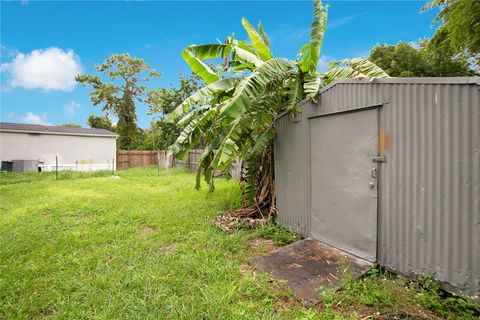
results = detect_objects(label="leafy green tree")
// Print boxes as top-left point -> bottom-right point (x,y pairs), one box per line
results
146,73 -> 203,150
76,53 -> 160,149
137,122 -> 162,150
421,38 -> 477,76
60,123 -> 82,128
86,114 -> 116,132
368,41 -> 474,77
165,0 -> 388,218
423,0 -> 480,69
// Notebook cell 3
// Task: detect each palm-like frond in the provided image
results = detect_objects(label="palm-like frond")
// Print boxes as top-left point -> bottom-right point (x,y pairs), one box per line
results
211,118 -> 248,170
303,72 -> 326,100
257,22 -> 270,47
170,107 -> 217,157
242,157 -> 256,202
326,58 -> 390,80
186,44 -> 227,59
299,0 -> 328,74
182,48 -> 219,84
231,45 -> 263,67
286,71 -> 304,111
241,18 -> 273,61
220,58 -> 295,118
165,78 -> 238,123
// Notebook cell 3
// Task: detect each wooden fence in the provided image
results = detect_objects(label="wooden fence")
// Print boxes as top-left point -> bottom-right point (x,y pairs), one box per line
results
116,149 -> 241,180
173,149 -> 202,171
116,150 -> 167,170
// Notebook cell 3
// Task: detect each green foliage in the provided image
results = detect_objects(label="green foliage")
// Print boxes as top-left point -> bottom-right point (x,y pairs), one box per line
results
241,18 -> 273,61
423,0 -> 480,69
298,0 -> 328,74
415,274 -> 480,319
86,114 -> 116,132
339,268 -> 394,308
145,73 -> 204,150
167,0 -> 388,198
76,53 -> 160,150
255,223 -> 298,245
323,266 -> 480,320
181,47 -> 220,84
368,41 -> 475,77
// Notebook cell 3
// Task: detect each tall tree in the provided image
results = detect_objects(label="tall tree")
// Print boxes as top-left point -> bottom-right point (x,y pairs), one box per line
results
423,0 -> 480,69
86,114 -> 116,132
368,41 -> 474,77
76,54 -> 160,149
165,0 -> 388,221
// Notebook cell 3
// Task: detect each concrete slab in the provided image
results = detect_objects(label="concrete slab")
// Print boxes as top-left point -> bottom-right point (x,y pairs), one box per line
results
250,238 -> 373,305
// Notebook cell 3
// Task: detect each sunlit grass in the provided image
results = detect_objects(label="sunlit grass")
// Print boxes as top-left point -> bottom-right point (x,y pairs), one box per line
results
0,167 -> 477,319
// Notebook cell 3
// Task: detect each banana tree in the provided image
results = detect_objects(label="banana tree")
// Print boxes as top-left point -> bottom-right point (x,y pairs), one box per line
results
164,0 -> 389,222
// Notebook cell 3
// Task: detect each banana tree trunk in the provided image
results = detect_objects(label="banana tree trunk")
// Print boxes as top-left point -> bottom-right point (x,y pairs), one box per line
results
215,143 -> 276,230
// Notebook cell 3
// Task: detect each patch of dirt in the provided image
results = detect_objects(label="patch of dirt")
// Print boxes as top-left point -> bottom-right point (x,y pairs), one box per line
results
350,311 -> 441,320
160,243 -> 176,253
40,308 -> 56,317
105,256 -> 115,266
247,237 -> 280,256
138,224 -> 154,238
74,215 -> 89,221
79,248 -> 92,256
239,261 -> 301,313
274,293 -> 301,313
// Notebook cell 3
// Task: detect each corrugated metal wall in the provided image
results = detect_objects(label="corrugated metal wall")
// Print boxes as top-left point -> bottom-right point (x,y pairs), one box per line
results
274,78 -> 480,294
275,111 -> 311,236
380,82 -> 480,293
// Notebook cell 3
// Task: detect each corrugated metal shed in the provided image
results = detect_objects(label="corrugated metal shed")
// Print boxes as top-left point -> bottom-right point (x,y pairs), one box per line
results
274,77 -> 480,294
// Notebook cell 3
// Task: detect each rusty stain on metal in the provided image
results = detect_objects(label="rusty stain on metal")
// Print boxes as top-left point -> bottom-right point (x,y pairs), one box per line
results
384,131 -> 390,151
250,238 -> 373,305
378,127 -> 390,155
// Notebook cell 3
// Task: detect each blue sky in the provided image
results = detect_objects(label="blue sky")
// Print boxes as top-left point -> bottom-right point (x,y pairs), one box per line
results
1,0 -> 438,128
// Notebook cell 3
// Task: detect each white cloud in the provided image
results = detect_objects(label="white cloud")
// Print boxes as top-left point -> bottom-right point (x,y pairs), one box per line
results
1,47 -> 82,91
21,112 -> 51,125
64,101 -> 81,116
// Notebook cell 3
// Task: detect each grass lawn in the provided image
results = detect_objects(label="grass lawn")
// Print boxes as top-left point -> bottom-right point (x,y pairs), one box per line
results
0,167 -> 478,319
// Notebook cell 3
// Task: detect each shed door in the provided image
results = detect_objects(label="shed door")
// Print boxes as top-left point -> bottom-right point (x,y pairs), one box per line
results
310,108 -> 378,262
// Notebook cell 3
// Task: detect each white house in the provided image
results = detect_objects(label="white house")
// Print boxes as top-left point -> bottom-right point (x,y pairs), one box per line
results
0,122 -> 118,172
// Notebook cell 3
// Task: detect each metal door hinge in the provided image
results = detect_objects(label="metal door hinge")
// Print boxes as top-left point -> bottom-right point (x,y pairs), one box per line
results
372,156 -> 386,163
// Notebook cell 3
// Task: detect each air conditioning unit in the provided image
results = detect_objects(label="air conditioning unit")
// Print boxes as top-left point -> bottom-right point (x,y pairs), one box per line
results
12,160 -> 39,173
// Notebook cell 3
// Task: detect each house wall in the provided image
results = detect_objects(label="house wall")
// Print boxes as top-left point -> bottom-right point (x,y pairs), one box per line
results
274,78 -> 480,294
0,132 -> 117,171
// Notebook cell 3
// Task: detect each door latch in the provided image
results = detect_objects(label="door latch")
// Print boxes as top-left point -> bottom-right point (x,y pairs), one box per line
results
372,156 -> 386,163
371,168 -> 377,179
